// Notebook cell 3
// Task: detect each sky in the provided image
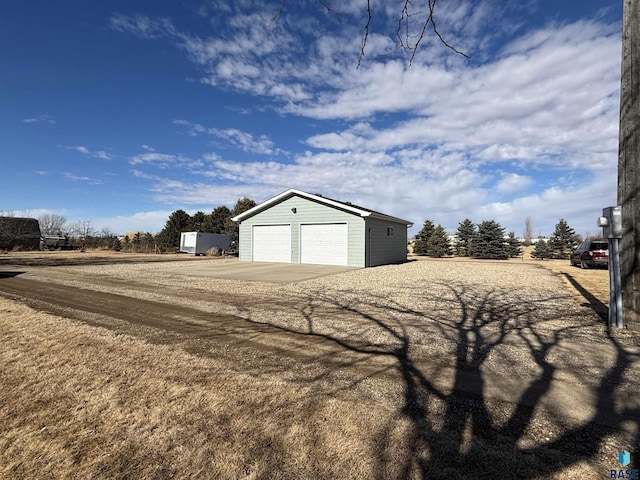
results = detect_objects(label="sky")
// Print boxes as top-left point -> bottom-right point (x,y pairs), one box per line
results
1,0 -> 622,237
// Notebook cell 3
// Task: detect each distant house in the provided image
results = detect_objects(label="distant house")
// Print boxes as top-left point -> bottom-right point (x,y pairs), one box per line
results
0,217 -> 41,250
231,189 -> 412,267
531,237 -> 550,243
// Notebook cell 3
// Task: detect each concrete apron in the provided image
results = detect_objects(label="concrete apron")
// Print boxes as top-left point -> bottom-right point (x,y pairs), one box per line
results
158,259 -> 359,283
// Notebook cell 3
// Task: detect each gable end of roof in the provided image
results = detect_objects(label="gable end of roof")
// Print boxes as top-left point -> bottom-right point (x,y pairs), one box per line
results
231,189 -> 412,225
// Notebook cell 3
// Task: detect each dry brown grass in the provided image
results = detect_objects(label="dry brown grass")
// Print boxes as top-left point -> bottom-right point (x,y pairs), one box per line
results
1,297 -> 398,479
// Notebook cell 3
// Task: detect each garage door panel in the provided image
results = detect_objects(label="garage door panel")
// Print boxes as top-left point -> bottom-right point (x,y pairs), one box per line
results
253,225 -> 291,263
301,223 -> 348,266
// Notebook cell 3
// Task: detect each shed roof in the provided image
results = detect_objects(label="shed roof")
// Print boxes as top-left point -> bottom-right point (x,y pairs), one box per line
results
231,189 -> 413,225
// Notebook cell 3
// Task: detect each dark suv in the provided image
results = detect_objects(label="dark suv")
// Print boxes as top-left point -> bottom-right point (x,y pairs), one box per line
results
570,240 -> 608,268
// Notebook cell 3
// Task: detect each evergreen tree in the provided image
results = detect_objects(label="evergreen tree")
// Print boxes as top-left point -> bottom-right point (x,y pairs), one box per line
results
426,225 -> 451,257
122,235 -> 131,253
505,232 -> 522,258
413,219 -> 435,255
548,219 -> 581,259
132,232 -> 142,253
157,209 -> 191,249
202,206 -> 231,234
142,232 -> 155,253
471,220 -> 508,259
189,211 -> 207,231
226,197 -> 257,244
531,240 -> 551,260
455,218 -> 476,257
112,236 -> 122,252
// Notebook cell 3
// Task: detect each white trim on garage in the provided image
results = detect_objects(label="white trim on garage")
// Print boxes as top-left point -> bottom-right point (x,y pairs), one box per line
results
252,224 -> 291,263
300,223 -> 348,266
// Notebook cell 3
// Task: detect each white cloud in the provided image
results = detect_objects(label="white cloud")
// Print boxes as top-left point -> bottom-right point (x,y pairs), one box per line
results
174,119 -> 285,155
495,173 -> 534,194
92,210 -> 176,235
10,208 -> 69,219
22,115 -> 55,124
129,151 -> 201,169
109,14 -> 175,39
109,6 -> 620,239
133,137 -> 615,238
475,170 -> 617,238
63,173 -> 103,185
209,128 -> 279,155
73,146 -> 90,155
67,145 -> 114,160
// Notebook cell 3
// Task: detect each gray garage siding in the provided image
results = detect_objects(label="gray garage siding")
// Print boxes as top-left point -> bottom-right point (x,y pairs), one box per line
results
238,196 -> 366,267
364,217 -> 408,267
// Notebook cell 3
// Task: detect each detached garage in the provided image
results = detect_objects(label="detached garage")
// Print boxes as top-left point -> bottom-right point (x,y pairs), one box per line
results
231,189 -> 412,267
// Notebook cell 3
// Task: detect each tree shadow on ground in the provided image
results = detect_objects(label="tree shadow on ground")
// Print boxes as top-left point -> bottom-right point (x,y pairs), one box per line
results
231,282 -> 640,479
562,272 -> 609,321
0,271 -> 24,278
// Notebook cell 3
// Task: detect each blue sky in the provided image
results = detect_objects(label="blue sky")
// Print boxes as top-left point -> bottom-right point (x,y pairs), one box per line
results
1,1 -> 621,237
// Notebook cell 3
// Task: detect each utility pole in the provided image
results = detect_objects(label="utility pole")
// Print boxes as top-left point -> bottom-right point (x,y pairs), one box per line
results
618,0 -> 640,331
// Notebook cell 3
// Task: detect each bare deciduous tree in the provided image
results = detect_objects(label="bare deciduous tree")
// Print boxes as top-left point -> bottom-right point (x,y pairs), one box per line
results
68,219 -> 95,251
100,226 -> 114,238
523,217 -> 533,246
38,214 -> 67,236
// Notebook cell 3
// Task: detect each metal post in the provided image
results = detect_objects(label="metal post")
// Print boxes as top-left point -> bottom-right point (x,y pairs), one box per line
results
601,206 -> 624,329
610,238 -> 615,327
609,238 -> 624,328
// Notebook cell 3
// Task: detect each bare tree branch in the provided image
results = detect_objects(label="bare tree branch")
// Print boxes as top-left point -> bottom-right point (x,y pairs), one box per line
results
396,0 -> 470,65
270,0 -> 285,24
272,0 -> 470,67
272,0 -> 344,25
427,0 -> 470,59
357,0 -> 372,69
317,0 -> 343,15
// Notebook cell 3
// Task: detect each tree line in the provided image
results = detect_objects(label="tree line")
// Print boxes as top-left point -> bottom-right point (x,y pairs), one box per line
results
3,206 -> 584,259
1,196 -> 257,253
112,196 -> 257,252
413,218 -> 582,260
154,197 -> 256,251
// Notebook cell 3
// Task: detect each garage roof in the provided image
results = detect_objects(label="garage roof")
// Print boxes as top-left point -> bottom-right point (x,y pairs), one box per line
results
231,188 -> 413,225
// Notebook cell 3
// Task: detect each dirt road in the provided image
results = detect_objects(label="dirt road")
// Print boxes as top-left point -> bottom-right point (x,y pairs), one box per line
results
0,273 -> 337,374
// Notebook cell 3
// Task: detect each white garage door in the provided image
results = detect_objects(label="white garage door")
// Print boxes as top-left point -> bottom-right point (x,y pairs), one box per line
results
252,225 -> 291,263
300,223 -> 348,266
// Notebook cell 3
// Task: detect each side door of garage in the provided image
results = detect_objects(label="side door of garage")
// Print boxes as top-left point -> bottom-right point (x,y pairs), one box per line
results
252,224 -> 291,263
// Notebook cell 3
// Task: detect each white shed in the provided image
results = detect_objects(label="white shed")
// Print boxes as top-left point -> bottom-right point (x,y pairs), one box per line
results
179,232 -> 230,255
